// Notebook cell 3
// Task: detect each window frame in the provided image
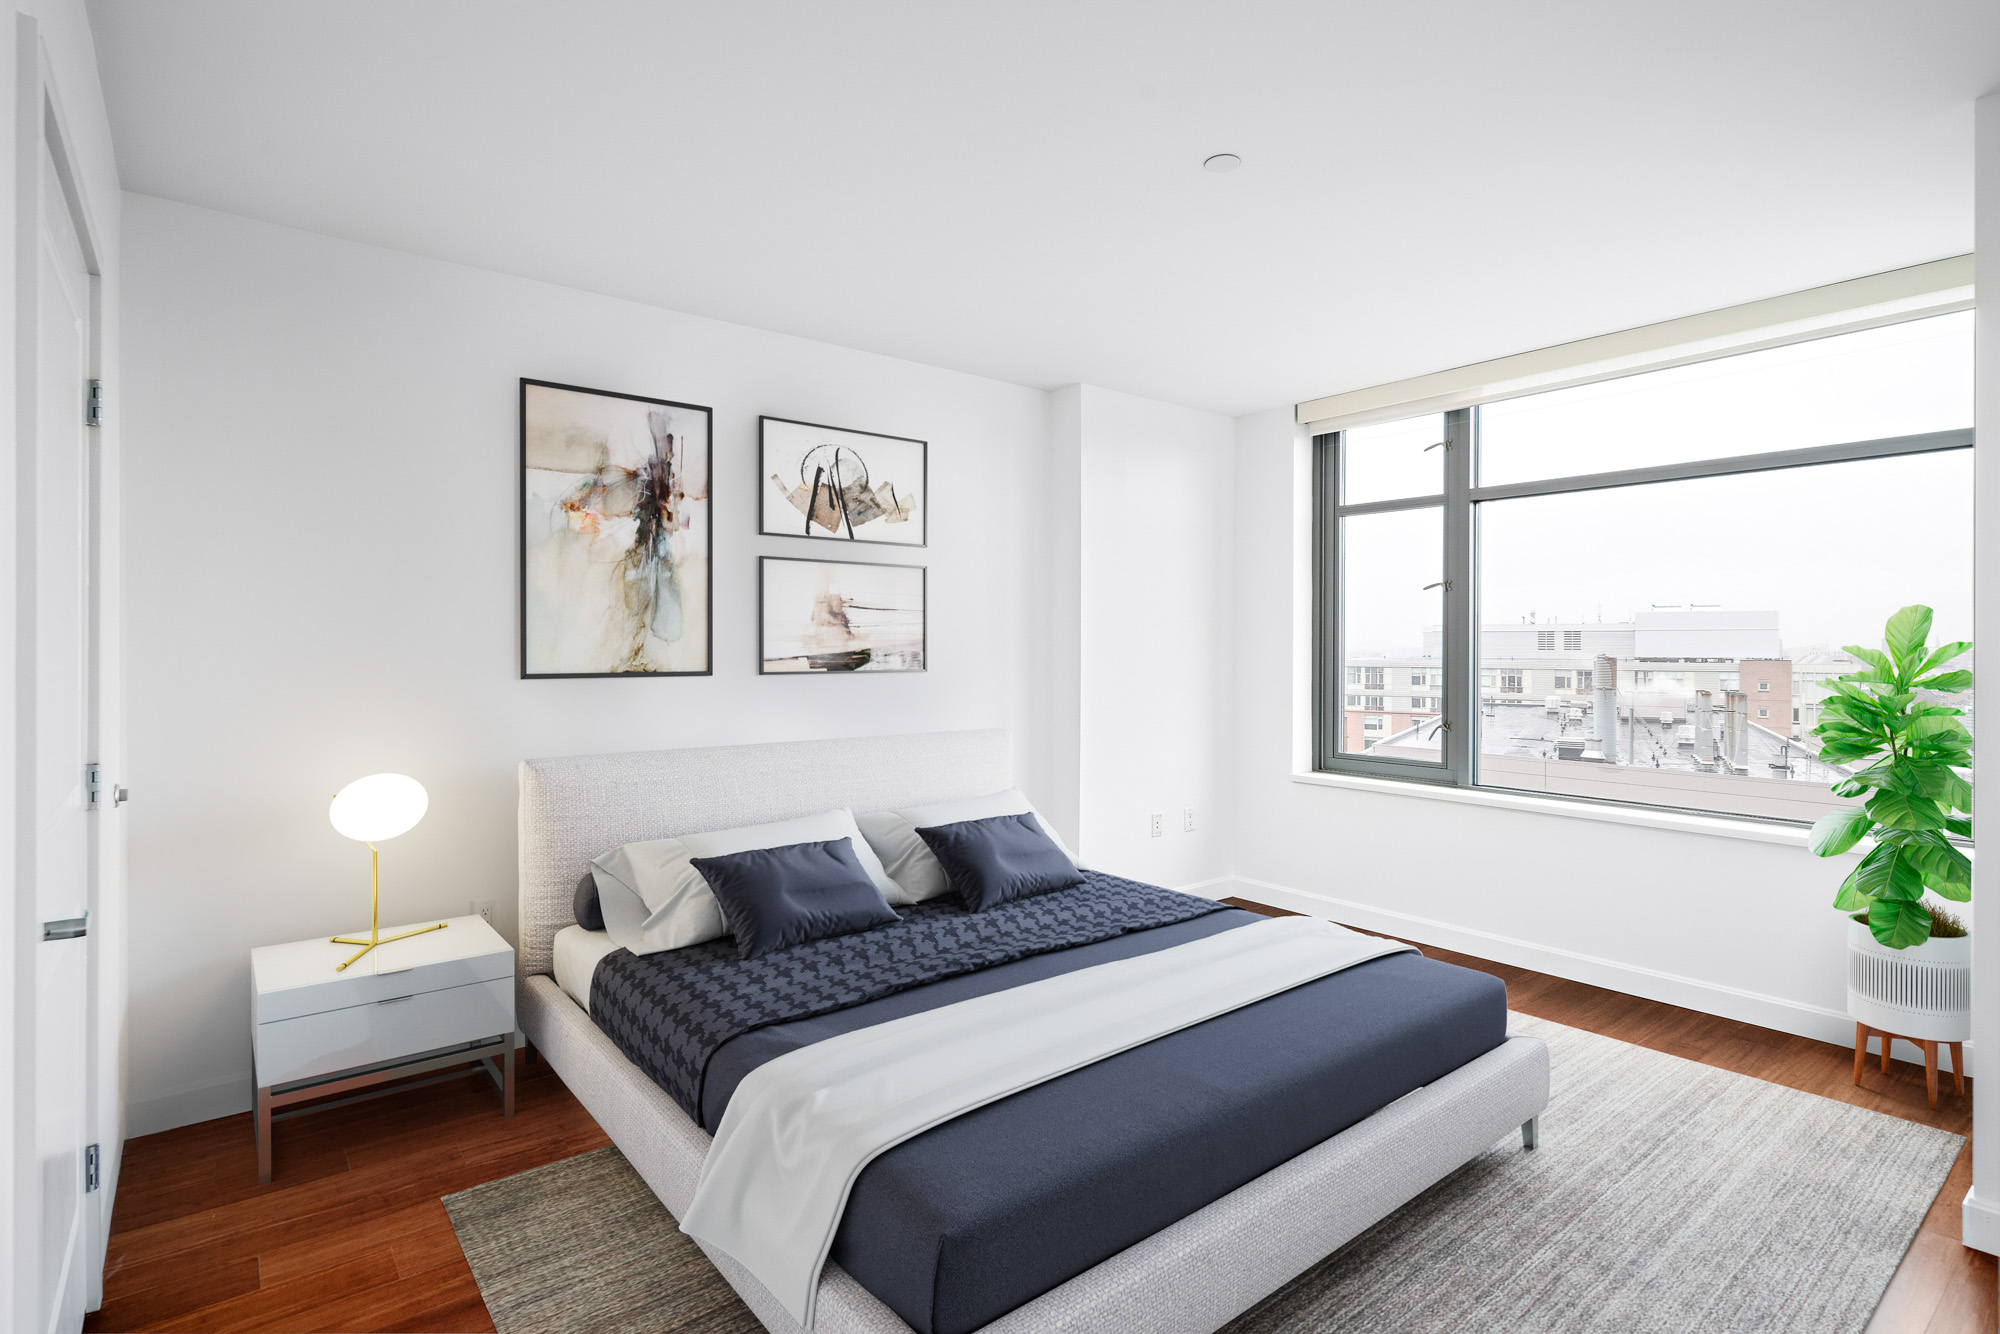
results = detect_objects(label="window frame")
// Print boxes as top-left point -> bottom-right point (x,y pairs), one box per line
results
1312,359 -> 1973,817
1312,407 -> 1475,784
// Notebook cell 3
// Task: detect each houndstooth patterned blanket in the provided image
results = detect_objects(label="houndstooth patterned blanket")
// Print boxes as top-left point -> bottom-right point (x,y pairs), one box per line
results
589,872 -> 1226,1122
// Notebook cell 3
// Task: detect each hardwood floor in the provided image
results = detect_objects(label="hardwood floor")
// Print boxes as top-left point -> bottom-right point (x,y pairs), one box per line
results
85,1057 -> 608,1333
89,915 -> 1995,1332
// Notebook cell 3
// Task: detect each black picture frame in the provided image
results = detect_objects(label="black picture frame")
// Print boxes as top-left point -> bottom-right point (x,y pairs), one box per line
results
757,415 -> 928,548
757,555 -> 927,675
520,377 -> 714,678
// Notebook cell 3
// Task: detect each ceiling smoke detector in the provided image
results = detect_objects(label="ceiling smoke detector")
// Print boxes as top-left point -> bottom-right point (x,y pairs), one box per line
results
1202,153 -> 1242,173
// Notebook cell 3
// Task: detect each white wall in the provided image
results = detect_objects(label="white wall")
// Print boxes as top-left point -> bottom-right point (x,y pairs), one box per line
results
1042,386 -> 1083,846
1964,87 -> 1999,1256
1225,406 -> 1914,1058
119,195 -> 1071,1135
1073,385 -> 1234,886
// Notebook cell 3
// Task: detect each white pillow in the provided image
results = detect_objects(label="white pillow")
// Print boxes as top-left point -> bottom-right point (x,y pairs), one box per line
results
856,789 -> 1080,906
591,808 -> 898,956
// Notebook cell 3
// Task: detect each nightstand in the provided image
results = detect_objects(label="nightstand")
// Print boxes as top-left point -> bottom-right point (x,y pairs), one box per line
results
251,914 -> 516,1183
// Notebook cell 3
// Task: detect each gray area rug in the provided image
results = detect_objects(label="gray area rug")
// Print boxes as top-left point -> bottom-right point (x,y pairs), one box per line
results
445,1014 -> 1960,1333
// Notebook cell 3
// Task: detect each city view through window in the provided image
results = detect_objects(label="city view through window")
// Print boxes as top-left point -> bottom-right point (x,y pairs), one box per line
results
1333,312 -> 1973,822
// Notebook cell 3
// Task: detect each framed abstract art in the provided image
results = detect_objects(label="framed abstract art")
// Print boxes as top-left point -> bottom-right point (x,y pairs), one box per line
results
520,379 -> 712,676
759,416 -> 926,547
759,556 -> 926,674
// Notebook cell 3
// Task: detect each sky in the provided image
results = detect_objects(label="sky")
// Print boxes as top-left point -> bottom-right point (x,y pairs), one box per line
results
1342,312 -> 1975,659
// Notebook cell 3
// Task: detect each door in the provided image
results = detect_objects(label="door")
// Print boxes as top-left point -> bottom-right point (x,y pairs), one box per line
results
34,133 -> 94,1334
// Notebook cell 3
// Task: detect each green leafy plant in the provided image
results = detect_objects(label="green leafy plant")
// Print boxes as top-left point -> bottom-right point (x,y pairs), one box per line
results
1808,605 -> 1972,948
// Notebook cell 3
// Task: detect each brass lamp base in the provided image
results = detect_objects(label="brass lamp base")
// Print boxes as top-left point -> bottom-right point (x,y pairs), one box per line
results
331,839 -> 448,971
331,921 -> 448,972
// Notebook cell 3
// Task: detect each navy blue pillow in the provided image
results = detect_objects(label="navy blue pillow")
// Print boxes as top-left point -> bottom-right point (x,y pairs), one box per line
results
915,812 -> 1083,912
690,838 -> 900,960
573,871 -> 605,932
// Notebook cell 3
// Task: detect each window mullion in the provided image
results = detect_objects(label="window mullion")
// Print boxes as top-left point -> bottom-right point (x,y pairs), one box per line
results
1443,407 -> 1475,786
1311,432 -> 1338,769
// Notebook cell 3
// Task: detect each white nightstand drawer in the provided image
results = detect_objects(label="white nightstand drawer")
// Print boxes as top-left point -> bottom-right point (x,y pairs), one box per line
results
254,975 -> 514,1087
253,916 -> 514,1023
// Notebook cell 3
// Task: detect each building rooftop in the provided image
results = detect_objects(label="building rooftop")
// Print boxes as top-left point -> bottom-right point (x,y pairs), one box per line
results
1375,700 -> 1850,782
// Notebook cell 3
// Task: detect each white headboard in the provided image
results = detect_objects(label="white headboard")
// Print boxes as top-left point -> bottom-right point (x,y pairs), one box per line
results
516,729 -> 1012,976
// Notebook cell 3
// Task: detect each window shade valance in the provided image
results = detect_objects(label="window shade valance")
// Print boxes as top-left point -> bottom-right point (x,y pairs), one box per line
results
1295,256 -> 1973,431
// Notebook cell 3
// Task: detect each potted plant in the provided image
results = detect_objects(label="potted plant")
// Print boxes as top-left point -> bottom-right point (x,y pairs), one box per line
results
1808,605 -> 1973,1071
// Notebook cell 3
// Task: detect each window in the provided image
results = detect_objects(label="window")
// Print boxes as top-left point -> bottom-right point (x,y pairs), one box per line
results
1363,714 -> 1387,732
1410,669 -> 1429,686
1347,667 -> 1362,685
1363,667 -> 1386,687
1363,695 -> 1384,710
1315,308 -> 1973,820
1346,694 -> 1362,707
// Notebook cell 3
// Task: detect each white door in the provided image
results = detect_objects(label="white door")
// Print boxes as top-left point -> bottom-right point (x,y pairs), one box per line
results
34,136 -> 94,1334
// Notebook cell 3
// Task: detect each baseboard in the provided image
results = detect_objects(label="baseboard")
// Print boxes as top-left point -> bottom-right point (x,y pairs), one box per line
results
1171,875 -> 1236,899
1230,876 -> 1975,1078
127,1073 -> 252,1139
1964,1188 -> 2000,1256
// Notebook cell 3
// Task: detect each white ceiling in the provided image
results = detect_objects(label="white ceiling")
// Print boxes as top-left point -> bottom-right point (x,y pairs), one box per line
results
86,1 -> 2000,417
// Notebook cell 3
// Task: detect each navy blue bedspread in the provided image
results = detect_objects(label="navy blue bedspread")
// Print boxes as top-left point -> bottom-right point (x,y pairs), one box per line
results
591,884 -> 1508,1334
589,870 -> 1226,1121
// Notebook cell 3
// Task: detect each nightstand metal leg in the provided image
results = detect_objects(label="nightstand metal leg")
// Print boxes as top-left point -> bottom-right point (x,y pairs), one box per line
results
255,1085 -> 274,1184
503,1037 -> 516,1117
1521,1116 -> 1539,1151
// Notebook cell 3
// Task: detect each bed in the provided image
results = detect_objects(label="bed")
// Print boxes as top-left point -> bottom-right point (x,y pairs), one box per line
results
516,728 -> 1549,1334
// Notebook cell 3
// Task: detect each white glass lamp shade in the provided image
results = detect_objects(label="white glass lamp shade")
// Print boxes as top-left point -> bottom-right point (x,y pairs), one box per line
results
328,773 -> 429,842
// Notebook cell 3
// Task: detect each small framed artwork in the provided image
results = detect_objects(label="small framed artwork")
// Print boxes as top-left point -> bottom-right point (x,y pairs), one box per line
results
760,556 -> 926,674
520,378 -> 712,677
759,416 -> 926,547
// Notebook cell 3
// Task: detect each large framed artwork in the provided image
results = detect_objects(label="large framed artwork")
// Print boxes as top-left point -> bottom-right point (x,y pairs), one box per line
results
759,417 -> 926,547
520,379 -> 712,677
759,556 -> 926,674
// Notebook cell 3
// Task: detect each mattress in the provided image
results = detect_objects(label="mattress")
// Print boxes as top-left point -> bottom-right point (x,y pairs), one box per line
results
583,897 -> 1508,1334
553,923 -> 619,1014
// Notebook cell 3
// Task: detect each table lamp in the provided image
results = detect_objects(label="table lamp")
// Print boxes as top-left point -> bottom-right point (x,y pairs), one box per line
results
328,773 -> 445,971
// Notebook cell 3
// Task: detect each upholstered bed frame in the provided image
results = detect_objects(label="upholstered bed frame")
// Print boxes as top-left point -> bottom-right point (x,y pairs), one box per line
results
516,728 -> 1549,1334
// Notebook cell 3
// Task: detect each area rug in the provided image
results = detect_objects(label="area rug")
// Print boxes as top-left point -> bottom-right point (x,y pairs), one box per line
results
444,1014 -> 1961,1334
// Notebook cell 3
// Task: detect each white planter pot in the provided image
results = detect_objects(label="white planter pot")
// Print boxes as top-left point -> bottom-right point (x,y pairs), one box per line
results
1846,919 -> 1971,1043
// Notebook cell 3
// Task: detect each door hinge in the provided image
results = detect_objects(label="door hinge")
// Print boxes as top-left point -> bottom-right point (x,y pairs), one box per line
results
85,1143 -> 100,1192
85,761 -> 100,808
86,379 -> 103,428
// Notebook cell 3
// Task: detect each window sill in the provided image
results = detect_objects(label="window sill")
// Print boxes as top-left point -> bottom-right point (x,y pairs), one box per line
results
1289,770 -> 1814,848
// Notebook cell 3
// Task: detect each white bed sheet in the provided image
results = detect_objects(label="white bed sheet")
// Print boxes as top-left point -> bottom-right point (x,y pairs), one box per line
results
552,923 -> 621,1013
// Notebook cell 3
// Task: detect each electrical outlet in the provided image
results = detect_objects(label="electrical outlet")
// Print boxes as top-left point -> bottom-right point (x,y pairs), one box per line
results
1183,807 -> 1196,833
471,899 -> 494,925
1149,812 -> 1163,838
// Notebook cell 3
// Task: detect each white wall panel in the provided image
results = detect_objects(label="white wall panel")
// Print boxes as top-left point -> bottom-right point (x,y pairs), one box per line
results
119,196 -> 1062,1134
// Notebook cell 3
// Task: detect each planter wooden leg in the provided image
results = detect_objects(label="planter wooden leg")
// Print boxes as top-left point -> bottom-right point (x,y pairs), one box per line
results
1922,1040 -> 1939,1109
1882,1033 -> 1892,1075
1950,1042 -> 1966,1096
1853,1023 -> 1868,1085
